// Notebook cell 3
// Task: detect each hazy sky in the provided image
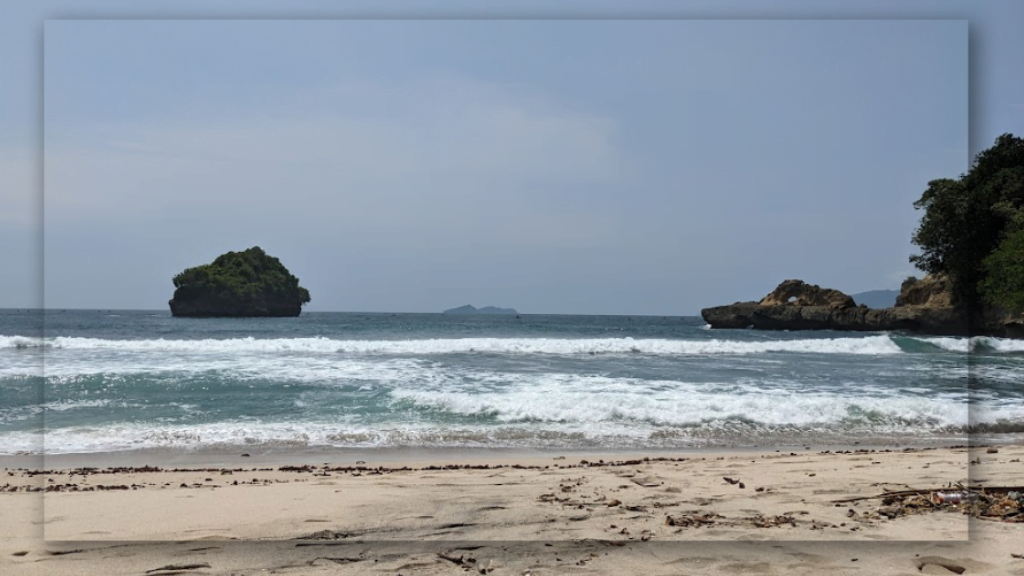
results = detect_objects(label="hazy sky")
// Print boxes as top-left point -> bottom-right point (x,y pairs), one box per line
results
3,2 -> 1023,315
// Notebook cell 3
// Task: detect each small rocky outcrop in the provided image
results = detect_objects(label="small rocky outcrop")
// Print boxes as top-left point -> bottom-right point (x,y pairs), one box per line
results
895,275 -> 953,308
699,302 -> 761,329
701,276 -> 986,336
169,247 -> 311,318
700,281 -> 855,329
758,279 -> 856,308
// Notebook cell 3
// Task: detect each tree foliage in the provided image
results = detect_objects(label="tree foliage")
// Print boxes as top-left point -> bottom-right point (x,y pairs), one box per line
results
170,247 -> 310,316
980,229 -> 1024,313
910,134 -> 1024,312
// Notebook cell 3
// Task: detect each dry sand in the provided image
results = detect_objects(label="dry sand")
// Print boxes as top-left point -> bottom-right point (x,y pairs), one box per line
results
2,444 -> 1022,575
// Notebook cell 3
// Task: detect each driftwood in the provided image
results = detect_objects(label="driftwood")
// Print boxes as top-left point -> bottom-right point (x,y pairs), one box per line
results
832,486 -> 1024,504
146,563 -> 211,573
438,551 -> 474,566
833,489 -> 937,503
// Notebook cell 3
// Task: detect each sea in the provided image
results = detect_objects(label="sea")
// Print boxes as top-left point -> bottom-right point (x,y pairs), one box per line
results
1,309 -> 1022,456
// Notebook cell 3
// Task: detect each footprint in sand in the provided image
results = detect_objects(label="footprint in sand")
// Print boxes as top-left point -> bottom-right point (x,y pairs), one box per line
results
914,555 -> 996,575
720,560 -> 773,572
915,556 -> 967,574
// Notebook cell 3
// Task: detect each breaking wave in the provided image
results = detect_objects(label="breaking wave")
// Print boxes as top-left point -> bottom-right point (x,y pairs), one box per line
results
0,334 -> 910,355
6,414 -> 1021,455
3,333 -> 1021,356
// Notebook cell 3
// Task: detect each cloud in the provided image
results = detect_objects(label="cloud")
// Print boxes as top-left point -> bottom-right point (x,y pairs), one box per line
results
44,74 -> 625,251
0,148 -> 36,228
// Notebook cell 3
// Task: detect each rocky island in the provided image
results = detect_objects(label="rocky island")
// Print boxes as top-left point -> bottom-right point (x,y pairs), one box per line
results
443,305 -> 519,315
169,247 -> 311,317
701,276 -> 1024,338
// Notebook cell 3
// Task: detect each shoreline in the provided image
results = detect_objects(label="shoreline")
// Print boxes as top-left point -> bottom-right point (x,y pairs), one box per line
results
1,437 -> 1007,470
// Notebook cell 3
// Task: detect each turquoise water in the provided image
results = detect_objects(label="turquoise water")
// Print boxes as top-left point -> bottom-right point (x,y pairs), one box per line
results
1,309 -> 1022,454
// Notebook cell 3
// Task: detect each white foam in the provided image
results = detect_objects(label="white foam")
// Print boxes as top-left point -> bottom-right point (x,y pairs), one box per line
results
4,334 -> 908,355
3,328 -> 1020,454
8,402 -> 1019,455
912,336 -> 1024,354
0,366 -> 42,378
0,431 -> 43,454
6,334 -> 918,379
974,336 -> 1024,353
388,375 -> 973,430
915,337 -> 971,353
8,333 -> 1024,356
2,380 -> 1019,455
0,336 -> 45,349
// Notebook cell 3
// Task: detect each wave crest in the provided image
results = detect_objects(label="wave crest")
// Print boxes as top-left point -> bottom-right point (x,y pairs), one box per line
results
1,334 -> 910,356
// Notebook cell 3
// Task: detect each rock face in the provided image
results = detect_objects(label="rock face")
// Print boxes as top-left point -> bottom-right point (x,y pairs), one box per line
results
443,305 -> 518,315
758,279 -> 856,308
700,277 -> 992,336
895,275 -> 952,307
169,247 -> 311,318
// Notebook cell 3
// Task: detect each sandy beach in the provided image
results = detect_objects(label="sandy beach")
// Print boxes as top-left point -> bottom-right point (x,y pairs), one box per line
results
3,444 -> 1022,575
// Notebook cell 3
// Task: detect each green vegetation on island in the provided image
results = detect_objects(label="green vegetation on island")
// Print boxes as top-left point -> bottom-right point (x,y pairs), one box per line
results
910,133 -> 1024,314
169,247 -> 311,317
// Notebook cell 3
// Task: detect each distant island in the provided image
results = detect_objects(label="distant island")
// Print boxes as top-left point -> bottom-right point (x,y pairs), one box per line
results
849,289 -> 899,309
443,305 -> 519,315
169,247 -> 311,317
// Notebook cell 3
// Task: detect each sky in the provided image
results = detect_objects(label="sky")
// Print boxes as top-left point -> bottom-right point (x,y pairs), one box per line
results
3,1 -> 1023,315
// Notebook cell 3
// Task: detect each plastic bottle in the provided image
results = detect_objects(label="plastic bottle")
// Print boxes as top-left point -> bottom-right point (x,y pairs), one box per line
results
936,491 -> 978,504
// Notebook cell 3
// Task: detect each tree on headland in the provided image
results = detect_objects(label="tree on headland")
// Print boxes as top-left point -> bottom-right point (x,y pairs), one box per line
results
980,229 -> 1024,313
910,134 -> 1024,313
